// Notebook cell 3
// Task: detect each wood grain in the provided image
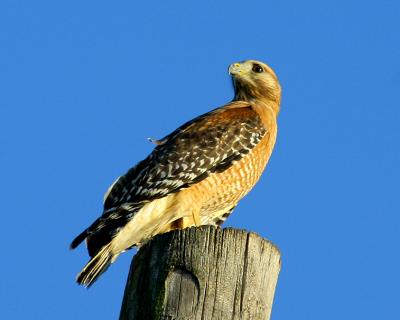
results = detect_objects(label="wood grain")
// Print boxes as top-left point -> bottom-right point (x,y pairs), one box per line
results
120,226 -> 281,320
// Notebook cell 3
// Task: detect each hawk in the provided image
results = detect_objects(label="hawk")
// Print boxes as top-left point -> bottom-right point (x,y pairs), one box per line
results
71,60 -> 281,287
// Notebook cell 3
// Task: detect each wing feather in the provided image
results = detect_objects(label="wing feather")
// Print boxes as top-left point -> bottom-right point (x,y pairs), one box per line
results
74,103 -> 267,255
104,104 -> 267,209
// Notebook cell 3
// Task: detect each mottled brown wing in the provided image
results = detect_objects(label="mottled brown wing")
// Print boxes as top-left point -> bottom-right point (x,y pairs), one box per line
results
103,104 -> 267,210
71,104 -> 267,254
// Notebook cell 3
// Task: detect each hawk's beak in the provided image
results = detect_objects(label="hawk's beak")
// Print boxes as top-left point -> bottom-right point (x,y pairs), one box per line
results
228,63 -> 242,76
229,62 -> 252,77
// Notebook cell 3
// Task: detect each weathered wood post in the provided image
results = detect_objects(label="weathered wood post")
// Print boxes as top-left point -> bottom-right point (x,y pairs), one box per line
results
119,225 -> 281,320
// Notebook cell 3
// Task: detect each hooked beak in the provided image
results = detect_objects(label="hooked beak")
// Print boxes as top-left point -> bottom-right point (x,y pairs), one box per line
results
228,62 -> 242,76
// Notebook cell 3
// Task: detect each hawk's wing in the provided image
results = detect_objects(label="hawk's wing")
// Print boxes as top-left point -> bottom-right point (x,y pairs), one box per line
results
71,103 -> 267,254
104,103 -> 267,209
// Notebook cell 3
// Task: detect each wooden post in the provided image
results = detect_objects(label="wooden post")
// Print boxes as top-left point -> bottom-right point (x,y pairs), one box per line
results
119,226 -> 281,320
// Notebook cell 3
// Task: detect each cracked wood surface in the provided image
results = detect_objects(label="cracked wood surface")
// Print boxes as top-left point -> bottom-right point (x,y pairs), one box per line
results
119,226 -> 281,320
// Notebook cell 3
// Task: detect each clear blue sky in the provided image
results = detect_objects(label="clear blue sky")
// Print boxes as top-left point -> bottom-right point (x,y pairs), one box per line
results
1,0 -> 399,319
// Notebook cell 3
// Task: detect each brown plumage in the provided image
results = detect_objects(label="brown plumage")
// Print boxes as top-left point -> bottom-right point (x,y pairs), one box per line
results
70,60 -> 281,287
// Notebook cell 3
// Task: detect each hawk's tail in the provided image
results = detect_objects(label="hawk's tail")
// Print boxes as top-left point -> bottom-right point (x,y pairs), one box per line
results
76,242 -> 113,287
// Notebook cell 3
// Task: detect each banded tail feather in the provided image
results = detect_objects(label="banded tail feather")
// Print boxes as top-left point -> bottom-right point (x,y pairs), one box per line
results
76,243 -> 114,287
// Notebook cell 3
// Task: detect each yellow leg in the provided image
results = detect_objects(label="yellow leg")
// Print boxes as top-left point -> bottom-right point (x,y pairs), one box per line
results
192,208 -> 201,226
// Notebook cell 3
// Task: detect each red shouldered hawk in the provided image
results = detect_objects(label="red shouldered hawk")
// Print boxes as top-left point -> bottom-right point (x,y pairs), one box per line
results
71,60 -> 281,287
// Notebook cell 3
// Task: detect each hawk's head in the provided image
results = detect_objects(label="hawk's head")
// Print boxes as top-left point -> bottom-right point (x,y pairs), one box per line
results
229,60 -> 281,105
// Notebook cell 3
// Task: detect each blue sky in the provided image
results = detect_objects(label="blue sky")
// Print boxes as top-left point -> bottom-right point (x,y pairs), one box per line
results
1,0 -> 399,319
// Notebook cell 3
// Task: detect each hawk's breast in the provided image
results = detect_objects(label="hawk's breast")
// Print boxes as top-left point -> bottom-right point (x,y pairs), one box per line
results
178,125 -> 277,221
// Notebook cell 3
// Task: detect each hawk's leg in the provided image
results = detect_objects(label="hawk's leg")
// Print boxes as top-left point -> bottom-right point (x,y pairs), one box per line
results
214,206 -> 237,226
192,208 -> 201,226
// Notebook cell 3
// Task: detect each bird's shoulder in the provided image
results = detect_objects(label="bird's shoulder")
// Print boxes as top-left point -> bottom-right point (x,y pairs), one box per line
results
157,101 -> 254,143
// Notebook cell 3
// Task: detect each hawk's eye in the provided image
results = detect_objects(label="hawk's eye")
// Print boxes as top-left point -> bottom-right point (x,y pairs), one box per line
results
252,64 -> 264,73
